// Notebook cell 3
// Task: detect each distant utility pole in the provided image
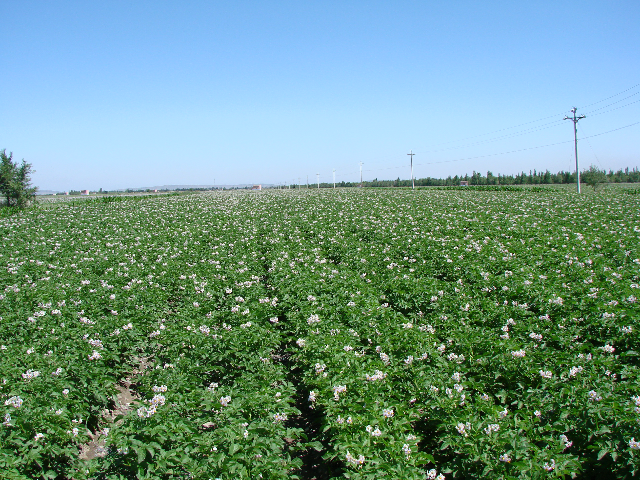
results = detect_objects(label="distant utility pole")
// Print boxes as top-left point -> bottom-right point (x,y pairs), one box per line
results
298,177 -> 301,189
359,162 -> 364,185
407,150 -> 415,190
333,169 -> 336,189
307,175 -> 309,188
316,173 -> 320,189
564,107 -> 586,193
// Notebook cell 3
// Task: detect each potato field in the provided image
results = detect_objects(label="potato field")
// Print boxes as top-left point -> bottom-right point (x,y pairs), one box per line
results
1,187 -> 639,480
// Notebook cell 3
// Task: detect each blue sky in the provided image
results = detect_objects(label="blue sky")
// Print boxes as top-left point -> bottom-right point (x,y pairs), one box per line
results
1,1 -> 638,191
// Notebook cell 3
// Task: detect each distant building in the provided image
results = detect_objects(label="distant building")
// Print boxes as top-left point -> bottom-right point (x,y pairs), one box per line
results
152,189 -> 158,193
460,181 -> 469,186
80,189 -> 90,195
252,185 -> 262,191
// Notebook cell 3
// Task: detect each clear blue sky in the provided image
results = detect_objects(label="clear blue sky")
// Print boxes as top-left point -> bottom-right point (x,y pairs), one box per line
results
1,1 -> 638,191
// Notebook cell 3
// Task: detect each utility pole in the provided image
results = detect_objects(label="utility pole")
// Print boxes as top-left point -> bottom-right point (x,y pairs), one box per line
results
306,175 -> 309,188
564,107 -> 586,193
298,177 -> 301,189
316,173 -> 320,189
359,162 -> 364,185
407,150 -> 415,190
333,169 -> 336,189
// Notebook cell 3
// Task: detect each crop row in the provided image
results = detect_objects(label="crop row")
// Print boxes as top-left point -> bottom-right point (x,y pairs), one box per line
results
1,188 -> 639,479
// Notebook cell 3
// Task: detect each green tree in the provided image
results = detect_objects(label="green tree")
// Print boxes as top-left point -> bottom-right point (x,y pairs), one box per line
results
581,164 -> 607,191
0,149 -> 37,208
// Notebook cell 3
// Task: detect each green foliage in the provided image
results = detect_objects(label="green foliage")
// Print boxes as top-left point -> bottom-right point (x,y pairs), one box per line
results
0,189 -> 639,478
434,185 -> 548,192
582,165 -> 608,191
0,149 -> 37,208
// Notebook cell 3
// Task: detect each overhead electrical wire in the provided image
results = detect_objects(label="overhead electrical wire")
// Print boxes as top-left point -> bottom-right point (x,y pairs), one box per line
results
577,123 -> 605,171
583,99 -> 640,117
421,112 -> 568,149
579,83 -> 640,109
423,119 -> 566,154
329,121 -> 639,179
415,83 -> 639,151
414,122 -> 639,168
582,91 -> 639,115
431,92 -> 640,155
327,121 -> 566,178
361,84 -> 639,163
295,84 -> 639,183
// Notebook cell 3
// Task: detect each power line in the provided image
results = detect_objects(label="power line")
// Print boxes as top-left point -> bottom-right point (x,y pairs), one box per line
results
583,99 -> 640,117
325,120 -> 638,181
579,83 -> 640,109
582,91 -> 639,115
577,123 -> 605,172
578,121 -> 639,139
324,87 -> 640,182
419,83 -> 639,151
422,119 -> 566,154
294,85 -> 639,185
409,122 -> 639,168
419,112 -> 567,149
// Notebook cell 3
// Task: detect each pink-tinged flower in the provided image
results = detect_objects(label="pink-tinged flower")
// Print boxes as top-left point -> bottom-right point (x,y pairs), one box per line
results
333,385 -> 347,401
588,390 -> 602,401
4,396 -> 23,408
88,350 -> 102,360
402,443 -> 411,457
456,423 -> 468,436
273,412 -> 287,423
345,451 -> 365,466
569,366 -> 583,377
365,370 -> 387,381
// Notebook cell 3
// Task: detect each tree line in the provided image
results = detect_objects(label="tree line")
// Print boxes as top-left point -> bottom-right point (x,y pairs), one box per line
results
303,166 -> 639,189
